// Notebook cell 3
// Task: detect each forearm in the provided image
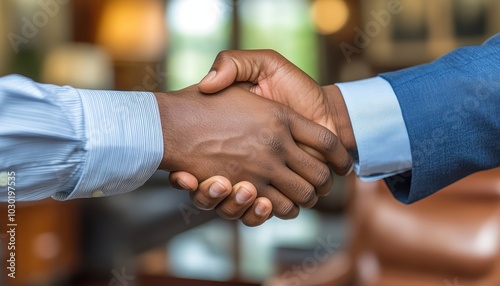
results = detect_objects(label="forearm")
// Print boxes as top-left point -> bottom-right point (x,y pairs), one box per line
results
0,75 -> 163,201
153,90 -> 176,171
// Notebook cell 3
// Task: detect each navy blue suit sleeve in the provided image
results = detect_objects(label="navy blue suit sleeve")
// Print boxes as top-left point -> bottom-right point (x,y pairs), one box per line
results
380,34 -> 500,204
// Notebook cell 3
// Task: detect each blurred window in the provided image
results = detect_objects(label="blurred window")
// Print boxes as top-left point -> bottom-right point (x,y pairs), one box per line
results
239,0 -> 319,80
166,0 -> 320,89
166,0 -> 233,90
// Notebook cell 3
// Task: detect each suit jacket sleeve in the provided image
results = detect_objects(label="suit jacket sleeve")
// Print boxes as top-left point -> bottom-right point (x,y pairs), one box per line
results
379,34 -> 500,204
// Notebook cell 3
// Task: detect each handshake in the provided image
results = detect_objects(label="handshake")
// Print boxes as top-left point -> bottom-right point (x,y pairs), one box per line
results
158,50 -> 356,226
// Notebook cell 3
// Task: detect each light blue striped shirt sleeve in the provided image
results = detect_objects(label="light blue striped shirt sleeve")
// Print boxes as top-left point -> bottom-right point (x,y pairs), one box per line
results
336,76 -> 412,181
0,74 -> 163,201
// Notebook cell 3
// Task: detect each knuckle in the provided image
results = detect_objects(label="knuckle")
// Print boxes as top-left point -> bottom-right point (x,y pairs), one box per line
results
216,50 -> 231,60
303,194 -> 319,208
216,50 -> 239,67
297,185 -> 316,207
264,49 -> 281,59
284,178 -> 303,192
269,137 -> 284,153
263,49 -> 277,56
276,201 -> 296,218
276,177 -> 316,207
315,164 -> 331,186
284,179 -> 315,206
272,107 -> 290,124
269,108 -> 289,133
258,131 -> 284,154
318,129 -> 338,152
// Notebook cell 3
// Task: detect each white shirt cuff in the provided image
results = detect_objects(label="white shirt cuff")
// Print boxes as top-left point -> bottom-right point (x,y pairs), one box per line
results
336,77 -> 412,181
55,89 -> 163,200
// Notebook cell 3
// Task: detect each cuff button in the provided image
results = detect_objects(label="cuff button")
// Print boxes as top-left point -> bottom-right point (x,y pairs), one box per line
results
0,172 -> 8,187
92,190 -> 105,198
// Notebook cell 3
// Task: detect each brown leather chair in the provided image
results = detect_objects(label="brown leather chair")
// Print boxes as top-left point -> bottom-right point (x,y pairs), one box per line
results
266,168 -> 500,286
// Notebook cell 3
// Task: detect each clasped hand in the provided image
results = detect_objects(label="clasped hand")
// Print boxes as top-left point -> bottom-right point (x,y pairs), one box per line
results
157,50 -> 354,226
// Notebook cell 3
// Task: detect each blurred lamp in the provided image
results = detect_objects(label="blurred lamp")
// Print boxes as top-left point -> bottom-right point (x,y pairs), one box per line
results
41,43 -> 113,89
311,0 -> 349,35
33,232 -> 61,260
96,0 -> 166,61
169,0 -> 227,36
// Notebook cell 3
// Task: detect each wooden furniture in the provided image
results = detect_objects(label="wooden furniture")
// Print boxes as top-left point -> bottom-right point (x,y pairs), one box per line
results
0,199 -> 81,286
266,168 -> 500,286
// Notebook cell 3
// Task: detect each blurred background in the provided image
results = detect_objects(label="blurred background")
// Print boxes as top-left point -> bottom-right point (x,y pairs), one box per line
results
0,0 -> 499,285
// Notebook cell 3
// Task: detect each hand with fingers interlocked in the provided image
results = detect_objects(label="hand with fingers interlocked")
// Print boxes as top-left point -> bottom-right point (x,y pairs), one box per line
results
168,50 -> 356,226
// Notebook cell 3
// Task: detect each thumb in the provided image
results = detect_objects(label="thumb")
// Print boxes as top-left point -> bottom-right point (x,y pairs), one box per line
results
199,53 -> 240,94
199,50 -> 276,94
198,70 -> 228,94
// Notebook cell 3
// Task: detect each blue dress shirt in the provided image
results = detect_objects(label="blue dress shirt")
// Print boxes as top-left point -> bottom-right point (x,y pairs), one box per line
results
337,77 -> 412,181
0,75 -> 163,201
0,74 -> 411,201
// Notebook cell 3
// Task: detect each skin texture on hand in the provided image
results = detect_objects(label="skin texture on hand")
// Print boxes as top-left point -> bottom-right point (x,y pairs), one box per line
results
155,84 -> 352,221
195,50 -> 356,160
169,50 -> 356,226
197,50 -> 355,150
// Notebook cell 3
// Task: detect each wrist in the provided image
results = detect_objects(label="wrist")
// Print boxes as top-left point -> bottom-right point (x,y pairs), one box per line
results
154,91 -> 176,171
322,85 -> 356,152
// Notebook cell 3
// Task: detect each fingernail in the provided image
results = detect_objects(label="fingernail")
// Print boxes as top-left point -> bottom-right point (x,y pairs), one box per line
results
209,182 -> 226,198
201,70 -> 217,83
235,187 -> 252,205
255,203 -> 267,216
346,163 -> 354,176
178,180 -> 191,191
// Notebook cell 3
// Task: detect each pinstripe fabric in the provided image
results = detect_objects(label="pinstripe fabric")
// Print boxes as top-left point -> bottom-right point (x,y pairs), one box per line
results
0,75 -> 163,201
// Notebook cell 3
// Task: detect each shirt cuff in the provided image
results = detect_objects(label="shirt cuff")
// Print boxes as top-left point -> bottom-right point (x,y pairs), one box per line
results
336,77 -> 412,181
53,89 -> 163,200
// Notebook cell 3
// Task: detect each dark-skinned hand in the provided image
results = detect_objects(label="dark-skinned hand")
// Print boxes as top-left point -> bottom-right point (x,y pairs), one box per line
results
169,50 -> 356,226
155,84 -> 352,224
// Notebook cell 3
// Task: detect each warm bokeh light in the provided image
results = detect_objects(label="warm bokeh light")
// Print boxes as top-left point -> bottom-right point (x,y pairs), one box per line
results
33,232 -> 61,260
41,43 -> 113,89
97,0 -> 166,61
169,0 -> 228,35
310,0 -> 349,35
